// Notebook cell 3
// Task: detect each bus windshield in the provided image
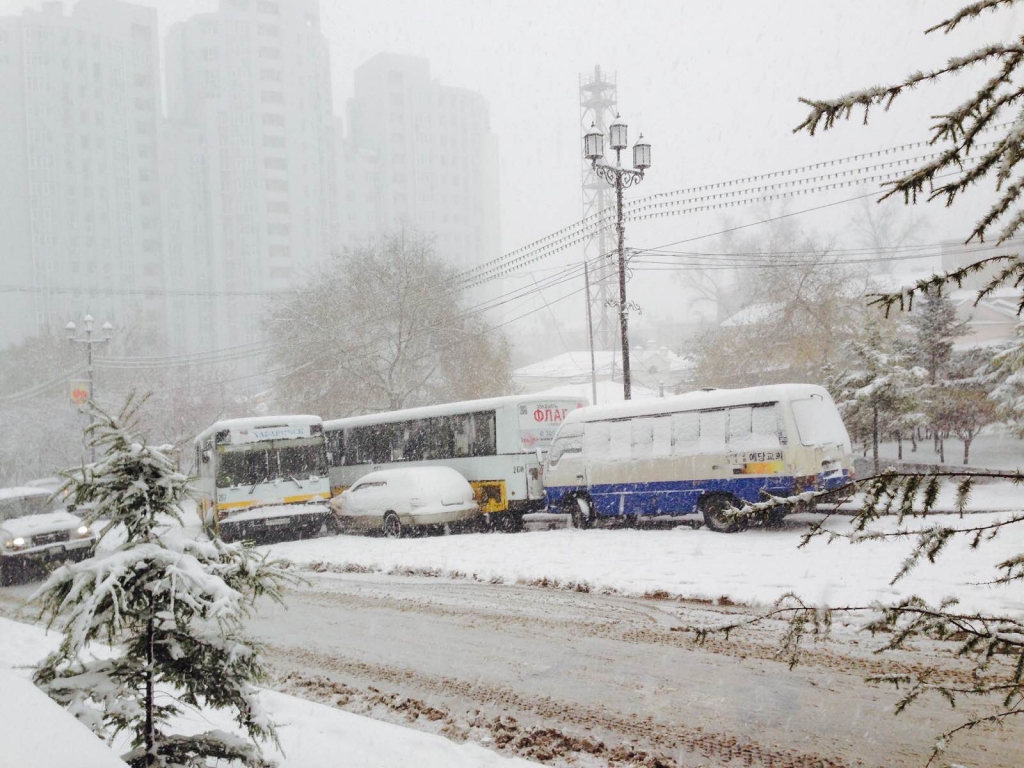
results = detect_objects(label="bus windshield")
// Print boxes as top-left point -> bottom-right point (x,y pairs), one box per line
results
216,442 -> 327,488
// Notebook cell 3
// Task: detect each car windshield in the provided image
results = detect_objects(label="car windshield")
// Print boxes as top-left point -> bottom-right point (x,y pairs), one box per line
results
0,495 -> 58,522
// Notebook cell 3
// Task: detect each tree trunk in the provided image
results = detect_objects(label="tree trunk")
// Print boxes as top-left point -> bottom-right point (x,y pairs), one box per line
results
872,405 -> 879,474
911,429 -> 918,452
896,431 -> 903,461
939,434 -> 945,465
146,613 -> 155,766
964,437 -> 971,465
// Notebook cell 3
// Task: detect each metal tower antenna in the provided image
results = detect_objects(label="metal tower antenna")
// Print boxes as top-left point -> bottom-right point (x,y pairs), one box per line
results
579,65 -> 617,353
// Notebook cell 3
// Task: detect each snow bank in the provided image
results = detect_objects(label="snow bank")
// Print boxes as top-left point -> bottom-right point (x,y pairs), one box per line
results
0,666 -> 126,768
0,618 -> 535,768
263,510 -> 1024,616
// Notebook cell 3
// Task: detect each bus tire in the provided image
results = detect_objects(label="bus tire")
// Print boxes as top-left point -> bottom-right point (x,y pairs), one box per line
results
383,512 -> 402,539
569,495 -> 593,530
700,494 -> 745,533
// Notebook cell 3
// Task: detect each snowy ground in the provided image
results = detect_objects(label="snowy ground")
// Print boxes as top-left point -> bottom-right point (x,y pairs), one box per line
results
264,507 -> 1023,618
0,616 -> 536,767
874,430 -> 1024,470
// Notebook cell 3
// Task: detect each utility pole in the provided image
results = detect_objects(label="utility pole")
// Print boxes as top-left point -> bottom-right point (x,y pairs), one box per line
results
66,314 -> 114,462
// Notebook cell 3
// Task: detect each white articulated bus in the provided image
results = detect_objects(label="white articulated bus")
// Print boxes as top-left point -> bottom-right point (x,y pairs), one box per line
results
193,415 -> 332,542
542,384 -> 854,532
323,394 -> 587,531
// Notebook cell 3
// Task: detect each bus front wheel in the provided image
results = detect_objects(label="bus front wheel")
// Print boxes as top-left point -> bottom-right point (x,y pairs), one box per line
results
569,496 -> 593,530
383,512 -> 402,539
700,494 -> 745,533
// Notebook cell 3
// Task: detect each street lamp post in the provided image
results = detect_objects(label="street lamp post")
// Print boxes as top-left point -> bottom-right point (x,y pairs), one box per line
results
66,314 -> 114,461
584,115 -> 651,401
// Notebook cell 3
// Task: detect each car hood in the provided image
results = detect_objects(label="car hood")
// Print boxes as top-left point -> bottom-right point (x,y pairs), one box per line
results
1,510 -> 83,539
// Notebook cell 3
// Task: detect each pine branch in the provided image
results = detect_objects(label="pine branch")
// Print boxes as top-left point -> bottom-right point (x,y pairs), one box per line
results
925,0 -> 1021,35
867,253 -> 1021,315
794,44 -> 1024,137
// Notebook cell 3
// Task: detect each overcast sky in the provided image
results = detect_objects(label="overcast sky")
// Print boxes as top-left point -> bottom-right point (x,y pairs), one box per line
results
4,0 -> 1019,331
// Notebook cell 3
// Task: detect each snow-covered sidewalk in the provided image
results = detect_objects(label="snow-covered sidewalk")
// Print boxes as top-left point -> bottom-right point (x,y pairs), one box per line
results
0,617 -> 536,768
264,509 -> 1024,617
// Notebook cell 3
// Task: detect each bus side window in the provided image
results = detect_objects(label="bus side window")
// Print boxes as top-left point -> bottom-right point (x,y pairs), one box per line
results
672,412 -> 699,456
699,410 -> 727,454
583,421 -> 610,460
727,406 -> 753,446
452,414 -> 470,457
608,420 -> 632,462
751,404 -> 782,449
469,411 -> 496,457
631,418 -> 654,460
652,416 -> 672,458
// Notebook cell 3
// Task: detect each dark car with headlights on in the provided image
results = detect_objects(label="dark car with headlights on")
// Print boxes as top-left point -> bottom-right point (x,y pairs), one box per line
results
0,487 -> 97,586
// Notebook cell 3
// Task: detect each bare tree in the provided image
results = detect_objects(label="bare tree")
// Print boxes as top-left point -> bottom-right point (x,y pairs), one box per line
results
266,228 -> 514,418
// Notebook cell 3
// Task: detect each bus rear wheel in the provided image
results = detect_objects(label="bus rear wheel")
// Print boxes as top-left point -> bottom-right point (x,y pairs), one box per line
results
383,512 -> 402,539
700,494 -> 745,533
569,496 -> 593,529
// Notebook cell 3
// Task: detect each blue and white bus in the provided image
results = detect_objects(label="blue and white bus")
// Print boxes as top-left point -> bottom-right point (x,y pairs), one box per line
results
542,384 -> 853,532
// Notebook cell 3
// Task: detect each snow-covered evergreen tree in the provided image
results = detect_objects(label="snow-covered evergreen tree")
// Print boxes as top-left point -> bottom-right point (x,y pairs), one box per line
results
32,395 -> 287,768
829,318 -> 924,472
984,323 -> 1024,433
909,292 -> 970,385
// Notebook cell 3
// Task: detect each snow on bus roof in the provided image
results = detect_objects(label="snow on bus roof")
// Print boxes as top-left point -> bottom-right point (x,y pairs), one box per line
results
562,384 -> 832,424
194,415 -> 322,443
323,393 -> 588,431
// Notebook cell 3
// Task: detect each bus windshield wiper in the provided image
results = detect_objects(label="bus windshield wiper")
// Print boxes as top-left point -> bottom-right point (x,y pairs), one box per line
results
249,473 -> 267,494
287,474 -> 303,489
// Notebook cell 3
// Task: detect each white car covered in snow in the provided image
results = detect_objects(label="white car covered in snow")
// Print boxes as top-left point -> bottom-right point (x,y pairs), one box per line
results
0,487 -> 96,586
330,467 -> 480,538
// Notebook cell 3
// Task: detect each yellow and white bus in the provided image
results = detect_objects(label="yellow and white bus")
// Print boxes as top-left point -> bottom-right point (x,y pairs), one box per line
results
543,384 -> 854,532
323,394 -> 587,531
193,415 -> 332,542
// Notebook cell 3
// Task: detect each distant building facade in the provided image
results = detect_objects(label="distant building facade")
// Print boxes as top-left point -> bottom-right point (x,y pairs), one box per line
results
343,53 -> 501,272
0,0 -> 164,346
0,1 -> 502,360
164,0 -> 335,350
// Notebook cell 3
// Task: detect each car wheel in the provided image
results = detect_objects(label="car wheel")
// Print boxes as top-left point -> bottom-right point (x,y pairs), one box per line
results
700,494 -> 745,533
383,511 -> 402,539
569,495 -> 593,530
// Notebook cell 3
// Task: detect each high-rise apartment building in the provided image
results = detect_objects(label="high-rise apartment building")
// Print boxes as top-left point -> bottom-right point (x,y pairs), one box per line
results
164,0 -> 334,351
345,53 -> 501,273
0,0 -> 163,347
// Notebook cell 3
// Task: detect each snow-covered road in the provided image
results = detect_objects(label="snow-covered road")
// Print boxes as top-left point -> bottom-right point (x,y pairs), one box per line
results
247,569 -> 1022,768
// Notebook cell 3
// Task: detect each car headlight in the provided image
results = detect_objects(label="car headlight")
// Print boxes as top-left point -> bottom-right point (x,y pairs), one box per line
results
76,525 -> 91,537
3,537 -> 27,550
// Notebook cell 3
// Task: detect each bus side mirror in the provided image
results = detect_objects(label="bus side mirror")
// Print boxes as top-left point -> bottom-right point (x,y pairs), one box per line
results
536,448 -> 548,464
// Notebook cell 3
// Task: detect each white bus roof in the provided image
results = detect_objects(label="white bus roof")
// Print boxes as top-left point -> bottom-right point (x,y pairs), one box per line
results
563,384 -> 833,425
194,415 -> 322,444
324,393 -> 587,431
